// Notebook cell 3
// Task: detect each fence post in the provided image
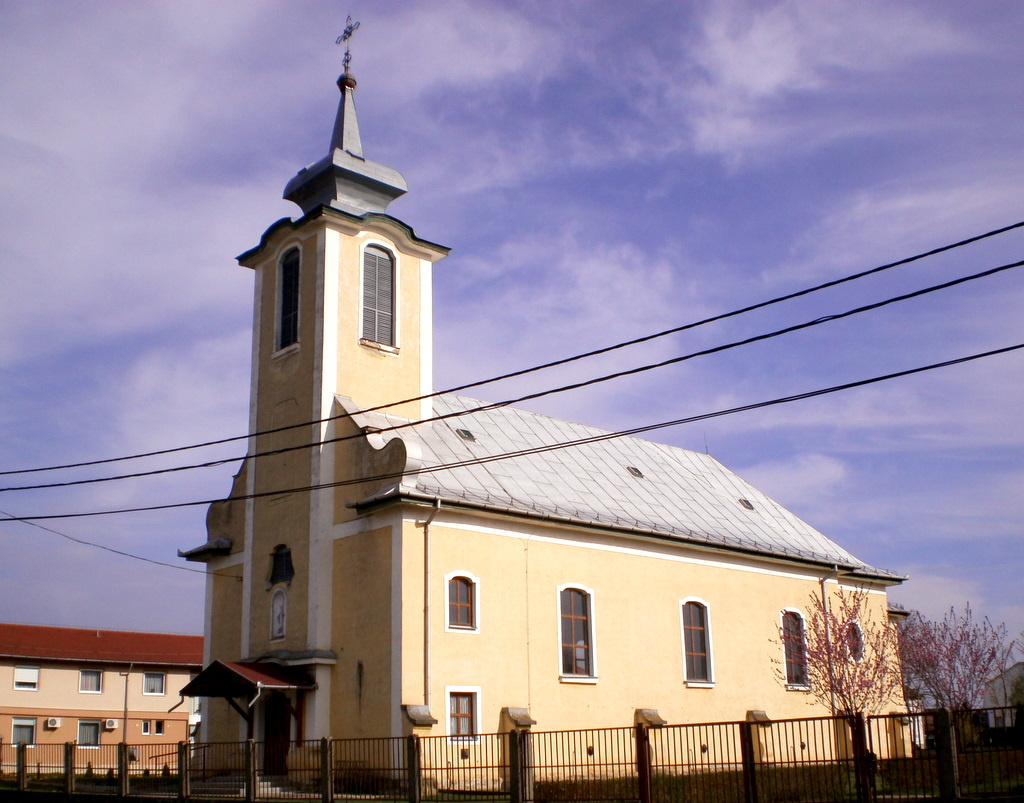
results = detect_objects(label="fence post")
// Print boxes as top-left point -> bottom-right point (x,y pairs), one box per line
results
118,741 -> 130,797
178,741 -> 190,800
64,741 -> 75,795
245,739 -> 257,803
635,723 -> 653,803
16,742 -> 27,791
320,737 -> 333,803
739,722 -> 759,803
933,709 -> 959,803
406,734 -> 422,803
850,713 -> 875,803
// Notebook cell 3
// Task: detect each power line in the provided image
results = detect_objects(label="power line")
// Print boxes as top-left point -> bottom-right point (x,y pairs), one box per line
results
4,255 -> 1022,494
3,217 -> 1023,480
3,340 -> 1020,524
0,507 -> 207,575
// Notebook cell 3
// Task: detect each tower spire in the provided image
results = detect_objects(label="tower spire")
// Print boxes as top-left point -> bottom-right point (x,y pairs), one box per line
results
283,20 -> 407,217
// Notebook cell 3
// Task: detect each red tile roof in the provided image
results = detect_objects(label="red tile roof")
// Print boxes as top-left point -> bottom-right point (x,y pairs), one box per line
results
0,623 -> 202,668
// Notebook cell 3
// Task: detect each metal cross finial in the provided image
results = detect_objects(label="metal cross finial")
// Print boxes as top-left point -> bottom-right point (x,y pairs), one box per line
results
336,16 -> 361,73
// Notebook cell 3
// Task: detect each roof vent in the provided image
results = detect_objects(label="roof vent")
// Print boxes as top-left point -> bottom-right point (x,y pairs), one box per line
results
738,498 -> 754,510
626,466 -> 644,478
456,428 -> 476,442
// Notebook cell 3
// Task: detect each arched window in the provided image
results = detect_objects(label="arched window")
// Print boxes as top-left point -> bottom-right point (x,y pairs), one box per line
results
781,610 -> 808,687
845,620 -> 865,662
270,588 -> 287,640
448,576 -> 476,629
560,587 -> 594,677
277,248 -> 300,350
682,600 -> 713,683
362,246 -> 394,345
269,545 -> 295,586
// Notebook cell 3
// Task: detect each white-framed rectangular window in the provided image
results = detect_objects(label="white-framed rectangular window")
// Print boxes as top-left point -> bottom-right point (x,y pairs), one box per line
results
446,686 -> 481,741
12,718 -> 36,745
78,720 -> 101,746
142,720 -> 151,735
14,665 -> 40,691
79,669 -> 103,693
143,672 -> 166,695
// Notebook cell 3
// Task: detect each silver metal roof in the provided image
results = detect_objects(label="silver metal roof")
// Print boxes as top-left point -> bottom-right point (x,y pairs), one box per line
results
348,394 -> 901,581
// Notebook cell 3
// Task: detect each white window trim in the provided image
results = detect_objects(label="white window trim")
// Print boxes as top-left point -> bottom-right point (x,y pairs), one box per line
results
142,720 -> 152,736
79,669 -> 103,694
78,719 -> 102,747
274,246 -> 301,354
556,583 -> 598,682
680,597 -> 715,687
445,685 -> 481,742
780,607 -> 810,690
12,717 -> 37,746
13,665 -> 40,691
444,570 -> 481,633
270,587 -> 287,642
143,672 -> 166,696
359,241 -> 399,349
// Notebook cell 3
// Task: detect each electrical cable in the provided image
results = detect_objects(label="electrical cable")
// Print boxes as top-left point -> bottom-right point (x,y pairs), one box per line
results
2,340 -> 1020,523
4,255 -> 1021,494
3,217 -> 1023,479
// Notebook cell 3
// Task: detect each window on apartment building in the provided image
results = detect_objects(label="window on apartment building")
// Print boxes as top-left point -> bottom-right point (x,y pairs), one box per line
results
560,587 -> 594,677
79,669 -> 103,693
143,672 -> 166,695
782,610 -> 809,688
682,600 -> 713,684
155,720 -> 165,736
277,248 -> 300,351
78,720 -> 101,746
12,718 -> 36,745
448,691 -> 478,739
448,575 -> 476,630
14,665 -> 40,691
361,246 -> 395,346
142,720 -> 151,735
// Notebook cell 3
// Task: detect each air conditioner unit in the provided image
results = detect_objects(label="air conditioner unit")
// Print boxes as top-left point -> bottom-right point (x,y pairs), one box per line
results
104,719 -> 118,730
45,717 -> 61,728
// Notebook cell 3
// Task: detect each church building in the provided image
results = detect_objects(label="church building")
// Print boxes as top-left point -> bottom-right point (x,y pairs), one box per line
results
180,58 -> 903,752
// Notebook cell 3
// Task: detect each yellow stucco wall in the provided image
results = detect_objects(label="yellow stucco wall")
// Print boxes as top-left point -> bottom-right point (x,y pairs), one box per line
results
393,510 -> 898,736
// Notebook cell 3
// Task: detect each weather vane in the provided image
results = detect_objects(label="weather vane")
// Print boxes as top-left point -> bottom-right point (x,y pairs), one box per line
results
336,16 -> 360,74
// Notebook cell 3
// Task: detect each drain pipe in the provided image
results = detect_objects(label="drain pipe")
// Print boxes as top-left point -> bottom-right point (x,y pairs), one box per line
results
819,569 -> 835,712
422,499 -> 442,711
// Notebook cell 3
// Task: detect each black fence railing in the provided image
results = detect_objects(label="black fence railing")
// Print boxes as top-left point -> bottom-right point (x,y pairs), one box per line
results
0,705 -> 1020,801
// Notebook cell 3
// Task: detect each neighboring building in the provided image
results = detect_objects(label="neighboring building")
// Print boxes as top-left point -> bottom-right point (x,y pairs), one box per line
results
985,661 -> 1024,708
0,623 -> 202,747
180,61 -> 904,752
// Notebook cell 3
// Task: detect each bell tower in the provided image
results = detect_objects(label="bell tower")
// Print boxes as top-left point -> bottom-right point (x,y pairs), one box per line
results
188,32 -> 448,742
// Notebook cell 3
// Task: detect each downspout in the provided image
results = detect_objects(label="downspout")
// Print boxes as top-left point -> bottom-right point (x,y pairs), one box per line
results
820,567 -> 839,715
422,498 -> 442,710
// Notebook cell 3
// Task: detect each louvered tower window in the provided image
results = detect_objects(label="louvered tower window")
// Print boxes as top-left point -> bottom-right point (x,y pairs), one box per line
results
277,248 -> 300,350
362,246 -> 395,345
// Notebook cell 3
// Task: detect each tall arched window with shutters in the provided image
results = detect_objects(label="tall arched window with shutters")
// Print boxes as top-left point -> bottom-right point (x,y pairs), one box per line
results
277,248 -> 300,350
362,246 -> 395,345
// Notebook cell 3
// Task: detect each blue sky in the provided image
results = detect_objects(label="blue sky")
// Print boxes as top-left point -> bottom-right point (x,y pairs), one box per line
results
1,1 -> 1021,643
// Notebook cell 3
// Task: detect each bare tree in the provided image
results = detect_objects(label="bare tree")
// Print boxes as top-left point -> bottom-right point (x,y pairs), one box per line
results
779,588 -> 903,715
898,604 -> 1014,711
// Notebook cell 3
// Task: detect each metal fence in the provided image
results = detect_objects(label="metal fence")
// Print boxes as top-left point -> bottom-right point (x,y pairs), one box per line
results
0,705 -> 1021,801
